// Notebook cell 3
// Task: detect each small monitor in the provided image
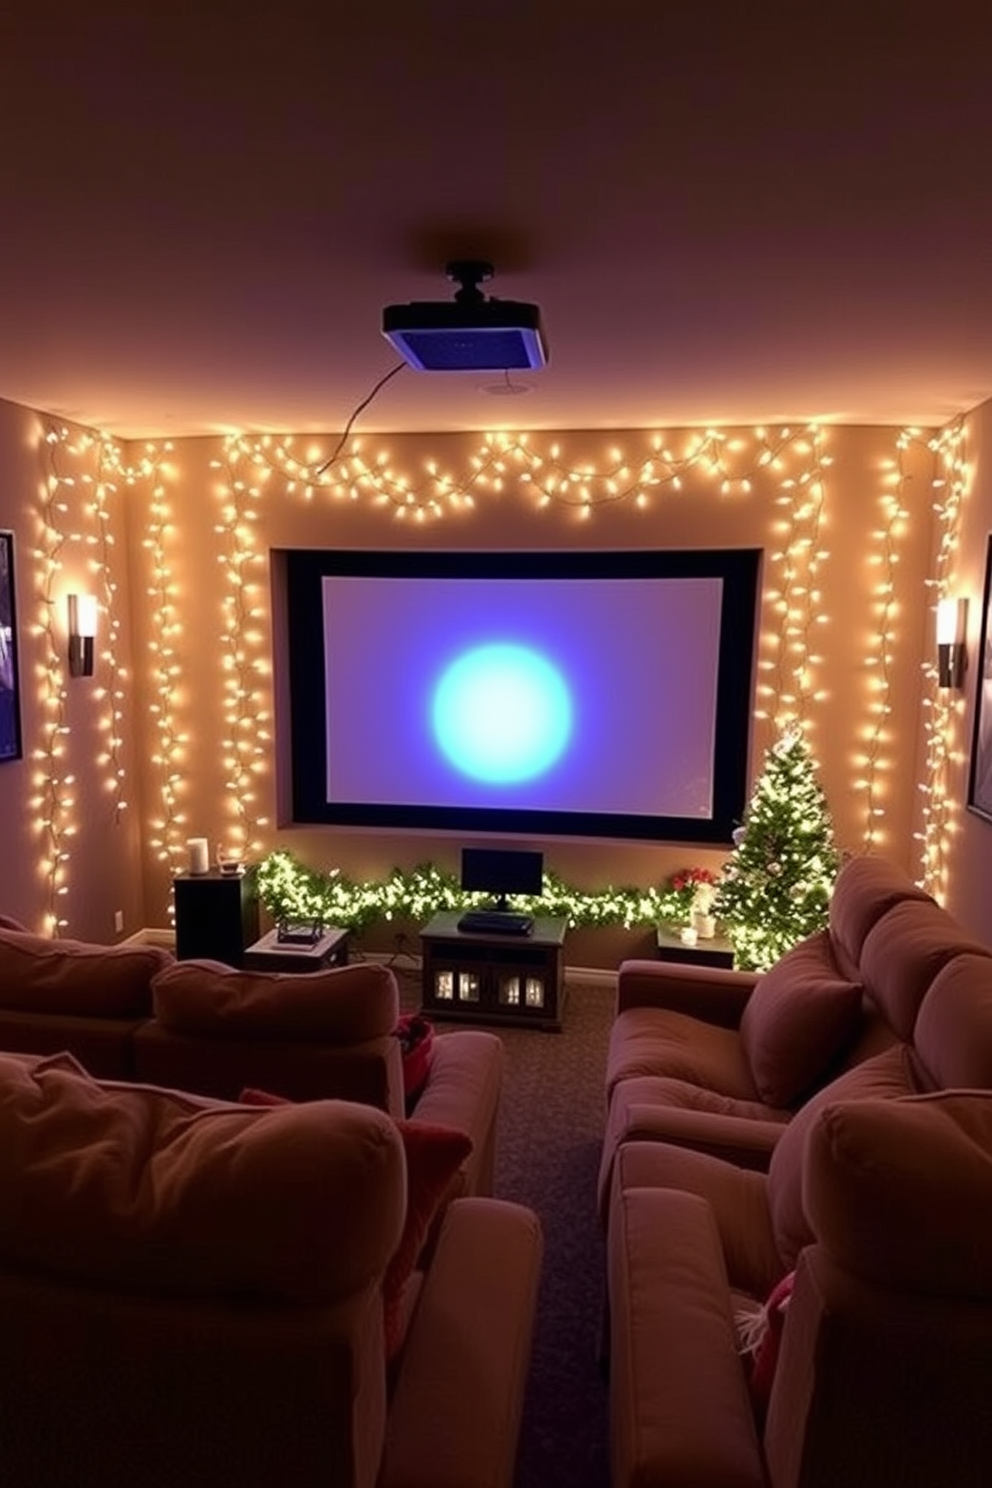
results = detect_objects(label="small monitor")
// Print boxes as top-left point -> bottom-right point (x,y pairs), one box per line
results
460,848 -> 544,910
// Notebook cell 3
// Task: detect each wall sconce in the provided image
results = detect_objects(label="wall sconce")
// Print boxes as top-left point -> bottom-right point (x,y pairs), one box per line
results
936,596 -> 968,690
67,594 -> 98,678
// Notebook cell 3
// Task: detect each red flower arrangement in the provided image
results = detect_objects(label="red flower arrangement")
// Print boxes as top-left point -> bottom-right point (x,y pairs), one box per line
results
662,866 -> 720,920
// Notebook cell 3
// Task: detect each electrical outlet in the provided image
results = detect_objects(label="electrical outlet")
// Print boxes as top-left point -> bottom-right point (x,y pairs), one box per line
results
114,910 -> 124,934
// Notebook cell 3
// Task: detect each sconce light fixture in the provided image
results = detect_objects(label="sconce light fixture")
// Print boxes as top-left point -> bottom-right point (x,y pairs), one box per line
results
67,594 -> 98,678
936,596 -> 968,690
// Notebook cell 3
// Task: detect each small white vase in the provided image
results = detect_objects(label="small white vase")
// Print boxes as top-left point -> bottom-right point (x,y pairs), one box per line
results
692,911 -> 717,939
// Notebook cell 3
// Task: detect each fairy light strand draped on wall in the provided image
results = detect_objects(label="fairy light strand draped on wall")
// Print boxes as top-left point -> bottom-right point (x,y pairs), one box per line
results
36,427 -> 171,927
915,421 -> 969,895
140,445 -> 186,873
211,451 -> 272,863
754,426 -> 831,738
857,442 -> 912,853
82,437 -> 127,824
32,432 -> 76,931
30,420 -> 955,926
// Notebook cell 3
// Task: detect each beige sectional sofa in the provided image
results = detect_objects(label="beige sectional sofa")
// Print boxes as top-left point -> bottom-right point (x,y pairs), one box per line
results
598,853 -> 984,1220
0,927 -> 502,1208
601,856 -> 992,1488
0,925 -> 538,1488
0,1049 -> 542,1488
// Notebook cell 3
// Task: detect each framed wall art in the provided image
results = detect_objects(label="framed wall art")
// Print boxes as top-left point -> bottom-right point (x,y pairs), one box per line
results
0,531 -> 22,763
967,533 -> 992,823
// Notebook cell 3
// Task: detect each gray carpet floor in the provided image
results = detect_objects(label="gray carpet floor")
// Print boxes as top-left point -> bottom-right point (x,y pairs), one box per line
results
394,961 -> 613,1488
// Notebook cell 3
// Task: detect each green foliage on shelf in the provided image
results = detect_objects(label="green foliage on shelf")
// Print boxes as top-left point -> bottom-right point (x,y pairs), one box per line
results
256,737 -> 839,973
255,849 -> 693,935
713,729 -> 840,971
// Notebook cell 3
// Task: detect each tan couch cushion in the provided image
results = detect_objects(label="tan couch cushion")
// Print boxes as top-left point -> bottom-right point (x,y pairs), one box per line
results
826,854 -> 932,972
765,1043 -> 917,1267
613,1139 -> 781,1299
597,1075 -> 788,1225
859,898 -> 987,1039
804,1090 -> 992,1296
0,929 -> 171,1017
0,1052 -> 405,1302
738,932 -> 863,1107
913,953 -> 992,1089
614,1074 -> 789,1126
606,1006 -> 758,1102
152,957 -> 399,1041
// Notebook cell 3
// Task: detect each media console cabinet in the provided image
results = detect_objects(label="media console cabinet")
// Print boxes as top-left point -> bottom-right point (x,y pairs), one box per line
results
419,912 -> 568,1031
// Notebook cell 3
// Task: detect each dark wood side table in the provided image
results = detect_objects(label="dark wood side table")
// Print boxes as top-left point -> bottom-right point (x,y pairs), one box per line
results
420,912 -> 568,1031
656,925 -> 735,970
173,867 -> 259,968
242,926 -> 351,974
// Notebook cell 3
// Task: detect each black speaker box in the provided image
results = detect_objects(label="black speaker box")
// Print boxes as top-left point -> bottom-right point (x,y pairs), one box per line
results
173,867 -> 260,968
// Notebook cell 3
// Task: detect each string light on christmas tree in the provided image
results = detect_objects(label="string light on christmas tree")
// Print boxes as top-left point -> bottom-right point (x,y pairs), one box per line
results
714,728 -> 840,971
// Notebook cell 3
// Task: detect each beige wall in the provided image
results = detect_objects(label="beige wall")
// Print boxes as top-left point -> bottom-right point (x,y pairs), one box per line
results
1,394 -> 988,951
0,399 -> 147,935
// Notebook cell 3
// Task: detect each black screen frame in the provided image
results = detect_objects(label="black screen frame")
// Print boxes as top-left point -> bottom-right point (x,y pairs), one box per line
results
279,546 -> 761,844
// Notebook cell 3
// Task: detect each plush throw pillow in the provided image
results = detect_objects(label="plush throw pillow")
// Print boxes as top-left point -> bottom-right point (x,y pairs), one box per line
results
735,1271 -> 795,1423
0,1056 -> 403,1304
766,1043 -> 917,1268
803,1090 -> 992,1297
739,933 -> 864,1107
238,1088 -> 472,1359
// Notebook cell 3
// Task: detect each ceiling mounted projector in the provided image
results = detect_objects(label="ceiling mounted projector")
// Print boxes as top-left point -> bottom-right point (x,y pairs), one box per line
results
382,260 -> 548,373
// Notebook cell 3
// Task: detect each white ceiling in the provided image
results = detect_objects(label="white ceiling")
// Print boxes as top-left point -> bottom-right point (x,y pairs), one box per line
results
2,1 -> 991,440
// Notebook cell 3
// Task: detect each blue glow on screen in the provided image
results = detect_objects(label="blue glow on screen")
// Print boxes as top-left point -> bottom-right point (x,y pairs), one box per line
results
321,574 -> 722,818
432,644 -> 573,784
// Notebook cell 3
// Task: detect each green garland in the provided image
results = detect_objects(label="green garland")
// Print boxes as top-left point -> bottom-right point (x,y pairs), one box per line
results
255,849 -> 692,933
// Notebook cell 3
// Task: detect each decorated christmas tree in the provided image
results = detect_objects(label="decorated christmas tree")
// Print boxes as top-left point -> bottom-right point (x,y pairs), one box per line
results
714,728 -> 840,971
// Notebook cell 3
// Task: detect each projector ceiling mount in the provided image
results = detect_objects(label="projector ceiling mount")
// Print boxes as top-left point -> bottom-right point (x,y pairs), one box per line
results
382,260 -> 548,373
445,259 -> 494,301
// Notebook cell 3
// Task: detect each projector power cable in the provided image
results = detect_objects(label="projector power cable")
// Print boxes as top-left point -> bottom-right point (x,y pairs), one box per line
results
314,360 -> 407,477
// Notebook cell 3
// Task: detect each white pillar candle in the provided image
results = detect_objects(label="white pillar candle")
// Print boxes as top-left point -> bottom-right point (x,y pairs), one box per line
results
679,925 -> 699,946
186,837 -> 209,875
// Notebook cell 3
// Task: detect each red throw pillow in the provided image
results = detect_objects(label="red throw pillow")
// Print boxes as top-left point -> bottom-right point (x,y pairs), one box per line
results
380,1117 -> 471,1356
736,1271 -> 795,1423
238,1088 -> 471,1360
395,1013 -> 436,1107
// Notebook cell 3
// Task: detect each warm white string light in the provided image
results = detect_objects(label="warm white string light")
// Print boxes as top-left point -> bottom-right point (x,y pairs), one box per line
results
71,434 -> 127,821
31,431 -> 75,932
210,452 -> 272,862
36,427 -> 172,928
28,421 -> 947,924
227,425 -> 822,520
755,427 -> 832,761
855,446 -> 913,853
141,449 -> 185,883
914,421 -> 969,896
